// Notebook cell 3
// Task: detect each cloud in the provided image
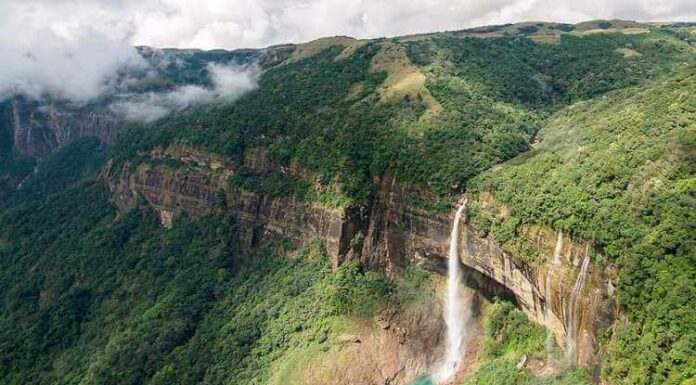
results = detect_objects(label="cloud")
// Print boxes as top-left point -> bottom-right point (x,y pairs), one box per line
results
0,1 -> 146,102
209,63 -> 260,99
1,0 -> 694,104
128,0 -> 696,49
109,63 -> 259,122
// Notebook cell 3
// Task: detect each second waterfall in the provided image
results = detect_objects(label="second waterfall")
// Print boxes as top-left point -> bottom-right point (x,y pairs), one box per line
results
433,201 -> 469,384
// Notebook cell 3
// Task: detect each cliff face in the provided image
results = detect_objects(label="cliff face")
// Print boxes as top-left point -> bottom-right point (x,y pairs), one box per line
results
9,98 -> 123,157
103,144 -> 359,269
103,145 -> 615,370
353,173 -> 616,371
461,225 -> 616,370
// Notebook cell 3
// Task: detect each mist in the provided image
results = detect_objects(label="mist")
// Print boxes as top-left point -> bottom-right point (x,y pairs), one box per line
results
0,1 -> 147,102
109,63 -> 260,122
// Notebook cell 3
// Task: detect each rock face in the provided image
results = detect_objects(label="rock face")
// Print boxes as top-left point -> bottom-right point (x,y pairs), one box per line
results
9,98 -> 123,157
103,145 -> 360,269
292,303 -> 445,385
103,145 -> 615,372
461,225 -> 615,372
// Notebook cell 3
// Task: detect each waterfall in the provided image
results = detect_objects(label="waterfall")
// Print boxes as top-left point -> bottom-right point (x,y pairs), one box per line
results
552,230 -> 563,265
566,254 -> 590,364
433,201 -> 468,384
545,230 -> 563,352
544,271 -> 555,353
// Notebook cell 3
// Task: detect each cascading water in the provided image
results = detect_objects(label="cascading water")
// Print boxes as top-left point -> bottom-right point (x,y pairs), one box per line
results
545,230 -> 563,353
566,254 -> 590,365
552,230 -> 563,265
433,201 -> 468,384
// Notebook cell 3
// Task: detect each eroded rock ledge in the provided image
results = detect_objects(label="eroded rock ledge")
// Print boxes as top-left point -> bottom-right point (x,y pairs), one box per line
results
103,144 -> 616,370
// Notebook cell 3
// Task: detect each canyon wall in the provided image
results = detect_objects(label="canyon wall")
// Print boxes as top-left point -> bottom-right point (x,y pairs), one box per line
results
9,98 -> 123,157
103,145 -> 616,371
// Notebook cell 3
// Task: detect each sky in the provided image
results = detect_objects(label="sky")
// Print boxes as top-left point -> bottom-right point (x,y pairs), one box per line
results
1,0 -> 694,107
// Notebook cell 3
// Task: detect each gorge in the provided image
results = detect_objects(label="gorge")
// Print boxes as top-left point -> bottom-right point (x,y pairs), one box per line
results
0,18 -> 693,385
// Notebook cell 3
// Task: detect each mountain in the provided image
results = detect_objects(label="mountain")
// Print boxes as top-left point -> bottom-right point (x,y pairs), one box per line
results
0,20 -> 694,385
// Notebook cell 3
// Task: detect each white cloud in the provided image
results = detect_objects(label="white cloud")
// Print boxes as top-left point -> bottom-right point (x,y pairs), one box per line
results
109,63 -> 259,122
209,63 -> 260,99
1,0 -> 694,103
0,1 -> 146,102
127,0 -> 696,49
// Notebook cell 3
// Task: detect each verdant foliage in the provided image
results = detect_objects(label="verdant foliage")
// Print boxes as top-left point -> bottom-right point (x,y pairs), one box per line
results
111,43 -> 397,206
111,29 -> 694,207
407,31 -> 692,107
469,66 -> 696,384
462,300 -> 588,385
11,137 -> 106,202
229,168 -> 314,200
0,151 -> 393,384
1,23 -> 694,385
483,301 -> 546,359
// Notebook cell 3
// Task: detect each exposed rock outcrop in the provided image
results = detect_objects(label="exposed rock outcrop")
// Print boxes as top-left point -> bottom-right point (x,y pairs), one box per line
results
103,145 -> 615,372
290,303 -> 444,385
9,98 -> 123,157
102,145 -> 363,269
354,172 -> 616,371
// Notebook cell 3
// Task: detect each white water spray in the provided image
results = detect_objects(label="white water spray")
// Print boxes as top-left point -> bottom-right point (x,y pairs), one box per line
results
433,201 -> 468,384
545,230 -> 563,353
552,230 -> 563,265
566,254 -> 590,365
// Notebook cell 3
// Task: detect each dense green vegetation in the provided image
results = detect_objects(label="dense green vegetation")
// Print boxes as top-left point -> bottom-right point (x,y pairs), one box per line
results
389,29 -> 693,199
462,301 -> 588,385
469,65 -> 696,384
0,146 -> 393,384
112,28 -> 694,208
112,43 -> 396,205
407,31 -> 692,107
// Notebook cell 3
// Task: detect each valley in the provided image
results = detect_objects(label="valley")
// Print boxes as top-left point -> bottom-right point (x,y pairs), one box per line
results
0,19 -> 693,385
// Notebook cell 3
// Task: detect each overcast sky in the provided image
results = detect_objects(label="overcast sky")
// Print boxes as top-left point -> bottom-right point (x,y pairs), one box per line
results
1,0 -> 694,102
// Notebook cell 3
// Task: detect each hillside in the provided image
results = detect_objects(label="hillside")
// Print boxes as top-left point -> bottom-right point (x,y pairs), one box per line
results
0,20 -> 694,385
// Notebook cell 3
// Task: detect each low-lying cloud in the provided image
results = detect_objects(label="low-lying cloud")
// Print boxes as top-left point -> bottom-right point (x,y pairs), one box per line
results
1,0 -> 694,109
0,1 -> 146,102
109,63 -> 260,122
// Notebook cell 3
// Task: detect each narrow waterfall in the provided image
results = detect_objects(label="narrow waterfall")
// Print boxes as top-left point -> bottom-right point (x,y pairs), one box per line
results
552,230 -> 563,265
545,230 -> 563,352
433,201 -> 468,384
544,272 -> 555,353
566,254 -> 590,364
